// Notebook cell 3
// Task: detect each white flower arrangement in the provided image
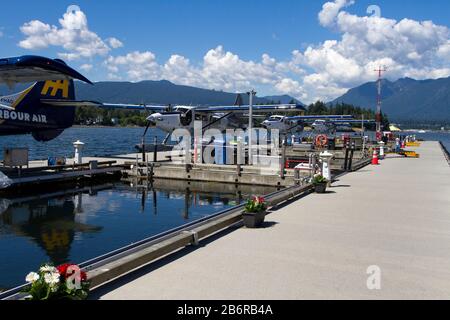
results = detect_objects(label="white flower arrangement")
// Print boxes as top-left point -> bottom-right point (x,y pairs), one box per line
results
23,263 -> 90,300
39,265 -> 58,274
43,272 -> 60,286
25,272 -> 40,284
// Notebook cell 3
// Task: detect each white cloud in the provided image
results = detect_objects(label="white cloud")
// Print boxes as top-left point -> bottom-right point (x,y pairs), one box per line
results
103,0 -> 449,104
105,51 -> 161,80
300,0 -> 450,101
19,9 -> 121,60
107,37 -> 123,49
105,46 -> 306,97
80,64 -> 93,72
319,0 -> 354,27
275,78 -> 306,100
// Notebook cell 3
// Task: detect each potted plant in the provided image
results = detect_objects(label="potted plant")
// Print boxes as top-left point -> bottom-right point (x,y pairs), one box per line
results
312,174 -> 328,194
22,263 -> 90,300
243,196 -> 267,228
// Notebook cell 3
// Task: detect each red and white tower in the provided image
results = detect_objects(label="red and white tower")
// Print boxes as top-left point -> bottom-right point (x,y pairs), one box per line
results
374,66 -> 387,141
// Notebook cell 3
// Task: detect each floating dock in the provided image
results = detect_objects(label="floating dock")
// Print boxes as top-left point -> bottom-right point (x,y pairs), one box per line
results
0,161 -> 123,192
1,139 -> 374,191
86,141 -> 450,300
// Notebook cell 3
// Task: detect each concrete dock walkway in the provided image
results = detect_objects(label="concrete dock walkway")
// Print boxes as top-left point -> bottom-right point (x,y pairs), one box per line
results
95,141 -> 450,300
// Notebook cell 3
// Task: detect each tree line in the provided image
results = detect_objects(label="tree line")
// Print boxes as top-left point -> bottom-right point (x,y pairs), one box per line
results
75,100 -> 390,130
75,107 -> 148,127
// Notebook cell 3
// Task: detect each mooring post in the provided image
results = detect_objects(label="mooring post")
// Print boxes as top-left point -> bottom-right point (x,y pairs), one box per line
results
311,154 -> 317,178
294,168 -> 300,185
153,136 -> 158,163
151,163 -> 154,178
344,141 -> 350,171
135,154 -> 139,176
237,163 -> 242,177
280,138 -> 286,179
73,140 -> 85,165
348,141 -> 355,171
146,157 -> 149,180
320,151 -> 333,186
379,141 -> 385,160
141,136 -> 146,163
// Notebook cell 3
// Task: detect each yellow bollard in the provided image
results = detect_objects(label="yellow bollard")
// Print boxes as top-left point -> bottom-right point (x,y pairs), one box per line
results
406,142 -> 421,147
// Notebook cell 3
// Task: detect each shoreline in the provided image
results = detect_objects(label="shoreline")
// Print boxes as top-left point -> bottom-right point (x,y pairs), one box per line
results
71,125 -> 450,133
72,125 -> 147,129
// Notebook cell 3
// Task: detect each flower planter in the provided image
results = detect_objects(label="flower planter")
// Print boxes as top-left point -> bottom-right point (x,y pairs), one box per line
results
314,182 -> 327,194
243,211 -> 266,228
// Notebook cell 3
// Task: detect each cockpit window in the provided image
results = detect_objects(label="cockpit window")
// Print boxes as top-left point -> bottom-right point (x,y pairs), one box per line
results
176,107 -> 190,114
269,116 -> 283,121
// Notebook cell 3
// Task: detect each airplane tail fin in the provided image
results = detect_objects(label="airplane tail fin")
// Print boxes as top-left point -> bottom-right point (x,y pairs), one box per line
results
12,79 -> 76,141
14,79 -> 76,109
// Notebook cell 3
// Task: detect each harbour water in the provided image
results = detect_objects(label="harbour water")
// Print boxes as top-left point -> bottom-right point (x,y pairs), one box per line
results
0,127 -> 448,161
0,180 -> 277,290
411,131 -> 450,151
0,127 -> 168,161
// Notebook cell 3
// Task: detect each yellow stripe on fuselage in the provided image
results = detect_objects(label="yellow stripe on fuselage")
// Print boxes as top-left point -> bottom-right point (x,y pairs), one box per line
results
11,85 -> 35,109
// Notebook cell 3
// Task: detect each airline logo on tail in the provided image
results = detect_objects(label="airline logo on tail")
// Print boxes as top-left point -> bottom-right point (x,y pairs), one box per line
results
0,83 -> 49,123
41,80 -> 69,98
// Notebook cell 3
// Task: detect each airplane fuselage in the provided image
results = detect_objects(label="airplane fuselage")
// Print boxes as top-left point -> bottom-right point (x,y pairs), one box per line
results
147,106 -> 246,133
262,116 -> 304,134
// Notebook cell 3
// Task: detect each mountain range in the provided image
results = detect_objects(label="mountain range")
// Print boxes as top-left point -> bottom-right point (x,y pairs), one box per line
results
74,80 -> 303,106
332,77 -> 450,121
1,77 -> 449,121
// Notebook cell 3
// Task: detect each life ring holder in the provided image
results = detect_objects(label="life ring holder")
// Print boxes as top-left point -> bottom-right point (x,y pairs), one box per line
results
315,134 -> 328,148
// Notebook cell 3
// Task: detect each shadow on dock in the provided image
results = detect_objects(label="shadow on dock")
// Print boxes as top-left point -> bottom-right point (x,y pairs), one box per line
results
88,221 -> 244,300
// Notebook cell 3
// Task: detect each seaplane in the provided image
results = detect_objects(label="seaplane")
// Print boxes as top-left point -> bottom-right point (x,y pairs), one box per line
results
0,55 -> 167,142
261,115 -> 375,134
0,55 -> 307,144
311,119 -> 376,134
144,103 -> 306,142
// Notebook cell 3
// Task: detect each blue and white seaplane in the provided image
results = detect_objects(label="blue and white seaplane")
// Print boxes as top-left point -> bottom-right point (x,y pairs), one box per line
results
262,115 -> 375,135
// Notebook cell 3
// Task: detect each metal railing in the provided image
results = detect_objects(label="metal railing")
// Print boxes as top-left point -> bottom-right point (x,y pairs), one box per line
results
439,141 -> 450,166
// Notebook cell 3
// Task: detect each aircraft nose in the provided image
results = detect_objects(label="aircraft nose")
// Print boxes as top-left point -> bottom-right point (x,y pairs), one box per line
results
146,115 -> 157,126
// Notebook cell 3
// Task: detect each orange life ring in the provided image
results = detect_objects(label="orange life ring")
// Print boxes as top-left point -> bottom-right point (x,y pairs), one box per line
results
315,134 -> 328,148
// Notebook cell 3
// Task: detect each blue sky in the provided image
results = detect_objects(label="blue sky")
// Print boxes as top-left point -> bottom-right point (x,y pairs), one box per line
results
1,0 -> 449,102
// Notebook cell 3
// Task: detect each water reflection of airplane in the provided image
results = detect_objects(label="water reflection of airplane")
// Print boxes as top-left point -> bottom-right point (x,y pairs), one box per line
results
123,184 -> 237,220
122,180 -> 277,219
0,185 -> 106,264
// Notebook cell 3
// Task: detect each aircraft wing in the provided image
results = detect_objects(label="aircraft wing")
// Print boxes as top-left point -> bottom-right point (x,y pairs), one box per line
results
41,100 -> 168,111
195,104 -> 305,114
97,103 -> 168,111
287,115 -> 355,121
332,119 -> 375,123
0,55 -> 92,85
